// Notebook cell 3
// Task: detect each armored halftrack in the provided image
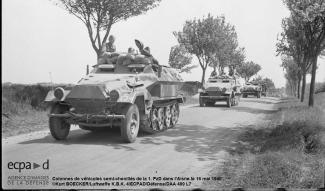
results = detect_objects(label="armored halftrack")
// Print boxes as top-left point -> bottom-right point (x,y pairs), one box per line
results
241,82 -> 262,98
199,75 -> 242,107
44,40 -> 185,143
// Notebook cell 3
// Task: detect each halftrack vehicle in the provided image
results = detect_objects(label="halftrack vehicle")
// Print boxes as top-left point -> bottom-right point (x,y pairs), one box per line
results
199,75 -> 241,107
45,40 -> 185,143
241,82 -> 262,98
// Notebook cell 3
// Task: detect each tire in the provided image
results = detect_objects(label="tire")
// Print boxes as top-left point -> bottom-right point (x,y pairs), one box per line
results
120,104 -> 140,143
226,96 -> 232,108
257,92 -> 261,98
49,104 -> 70,140
231,93 -> 236,106
199,97 -> 205,107
243,94 -> 247,98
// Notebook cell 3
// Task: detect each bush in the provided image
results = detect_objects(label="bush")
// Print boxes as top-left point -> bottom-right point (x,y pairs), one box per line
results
206,151 -> 325,188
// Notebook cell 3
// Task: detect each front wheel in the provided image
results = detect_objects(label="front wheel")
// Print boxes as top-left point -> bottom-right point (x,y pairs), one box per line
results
121,104 -> 140,143
199,97 -> 205,107
49,104 -> 70,140
226,96 -> 232,108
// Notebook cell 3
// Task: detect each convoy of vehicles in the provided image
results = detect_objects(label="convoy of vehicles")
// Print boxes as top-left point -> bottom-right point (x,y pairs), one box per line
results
241,81 -> 262,98
198,75 -> 242,107
44,36 -> 269,143
45,40 -> 185,143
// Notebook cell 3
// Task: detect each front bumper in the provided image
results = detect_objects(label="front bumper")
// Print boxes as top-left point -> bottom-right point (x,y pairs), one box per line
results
48,112 -> 125,119
242,91 -> 258,94
200,95 -> 229,100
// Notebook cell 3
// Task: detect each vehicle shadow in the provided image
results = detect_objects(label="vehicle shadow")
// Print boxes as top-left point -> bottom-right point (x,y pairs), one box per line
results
18,99 -> 281,160
19,128 -> 138,151
139,124 -> 248,161
18,123 -> 250,160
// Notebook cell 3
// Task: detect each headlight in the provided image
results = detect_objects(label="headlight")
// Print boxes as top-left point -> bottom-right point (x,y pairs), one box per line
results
109,90 -> 120,101
222,87 -> 227,92
54,87 -> 65,100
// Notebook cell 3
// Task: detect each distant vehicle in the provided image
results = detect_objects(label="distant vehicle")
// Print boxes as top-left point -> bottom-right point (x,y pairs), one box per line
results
44,40 -> 185,143
241,82 -> 262,98
198,75 -> 242,107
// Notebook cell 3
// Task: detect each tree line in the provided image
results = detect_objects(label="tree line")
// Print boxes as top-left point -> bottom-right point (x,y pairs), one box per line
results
276,0 -> 325,107
169,14 -> 264,85
55,0 -> 273,90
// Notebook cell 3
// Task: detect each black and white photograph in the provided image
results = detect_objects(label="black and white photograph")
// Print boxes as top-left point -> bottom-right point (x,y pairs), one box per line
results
2,0 -> 325,190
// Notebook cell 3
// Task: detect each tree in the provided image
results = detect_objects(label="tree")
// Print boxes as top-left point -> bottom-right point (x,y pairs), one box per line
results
168,45 -> 197,73
174,14 -> 237,84
283,0 -> 325,106
252,75 -> 275,90
236,61 -> 261,82
276,16 -> 311,102
56,0 -> 161,59
228,47 -> 246,76
210,21 -> 241,75
281,56 -> 300,96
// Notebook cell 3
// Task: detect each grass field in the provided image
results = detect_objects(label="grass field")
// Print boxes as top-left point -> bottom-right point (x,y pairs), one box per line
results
203,92 -> 325,189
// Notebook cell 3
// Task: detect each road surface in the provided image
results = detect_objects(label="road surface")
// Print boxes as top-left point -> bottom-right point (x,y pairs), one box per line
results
2,97 -> 280,189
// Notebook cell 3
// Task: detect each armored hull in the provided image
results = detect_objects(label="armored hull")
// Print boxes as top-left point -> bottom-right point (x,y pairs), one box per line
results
45,41 -> 186,143
199,75 -> 242,107
241,82 -> 262,98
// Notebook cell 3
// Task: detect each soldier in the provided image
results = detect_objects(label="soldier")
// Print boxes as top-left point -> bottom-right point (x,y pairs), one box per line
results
210,70 -> 217,77
98,35 -> 117,65
104,35 -> 116,53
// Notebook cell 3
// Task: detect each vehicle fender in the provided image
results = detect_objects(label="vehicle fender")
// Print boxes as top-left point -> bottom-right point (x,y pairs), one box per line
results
44,89 -> 70,102
118,90 -> 150,104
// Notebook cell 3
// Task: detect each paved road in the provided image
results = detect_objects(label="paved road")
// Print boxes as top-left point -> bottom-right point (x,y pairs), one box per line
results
2,97 -> 280,189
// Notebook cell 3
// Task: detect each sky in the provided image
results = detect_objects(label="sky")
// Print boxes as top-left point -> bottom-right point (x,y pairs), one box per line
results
2,0 -> 325,88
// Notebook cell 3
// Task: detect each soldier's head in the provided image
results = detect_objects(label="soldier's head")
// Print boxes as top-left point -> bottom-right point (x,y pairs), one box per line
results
144,47 -> 150,54
128,47 -> 135,54
108,35 -> 115,43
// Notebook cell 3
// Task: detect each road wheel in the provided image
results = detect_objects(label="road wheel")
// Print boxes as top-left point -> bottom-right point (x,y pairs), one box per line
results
140,108 -> 158,134
49,104 -> 70,140
165,106 -> 172,128
257,92 -> 261,98
157,107 -> 165,130
243,94 -> 247,98
226,96 -> 232,108
170,103 -> 179,128
120,104 -> 139,143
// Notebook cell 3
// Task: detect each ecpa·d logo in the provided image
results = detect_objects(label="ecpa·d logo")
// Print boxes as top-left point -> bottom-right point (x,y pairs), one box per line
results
8,159 -> 49,173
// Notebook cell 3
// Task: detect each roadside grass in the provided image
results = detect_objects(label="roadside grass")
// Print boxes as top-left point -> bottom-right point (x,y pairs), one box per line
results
2,97 -> 48,138
204,92 -> 325,189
